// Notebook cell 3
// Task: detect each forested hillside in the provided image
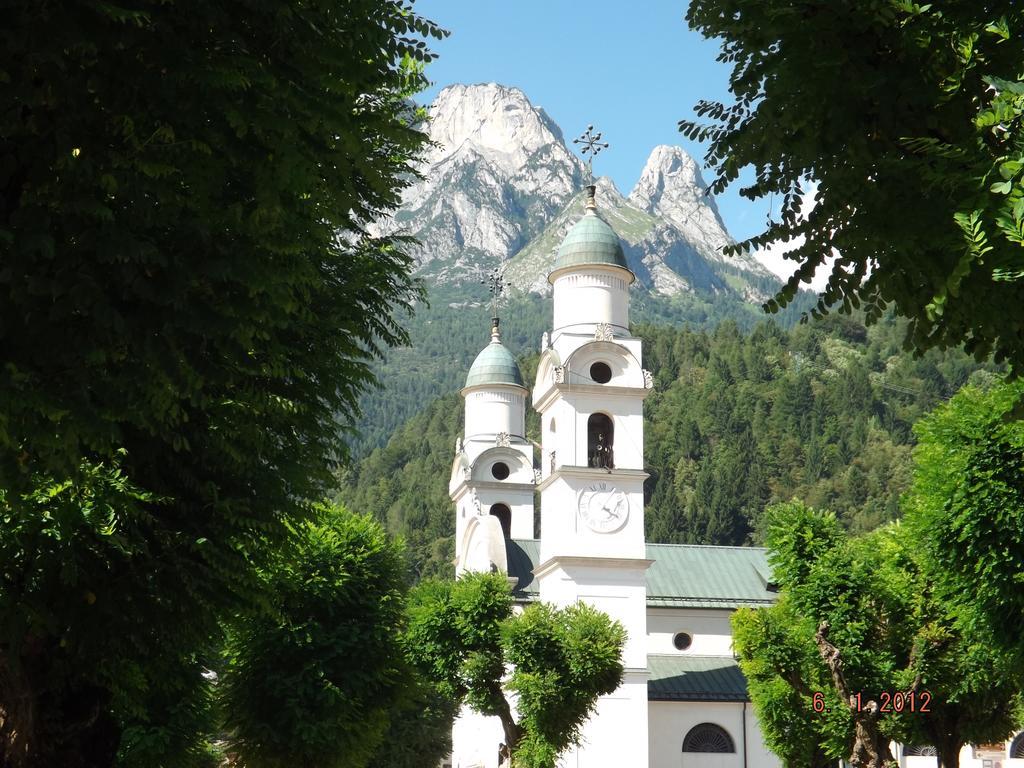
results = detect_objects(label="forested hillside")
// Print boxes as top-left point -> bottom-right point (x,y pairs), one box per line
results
337,315 -> 998,578
352,285 -> 817,456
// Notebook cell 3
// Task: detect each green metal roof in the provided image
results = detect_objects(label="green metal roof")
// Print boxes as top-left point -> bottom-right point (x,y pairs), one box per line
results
550,210 -> 629,274
508,540 -> 777,609
648,655 -> 749,702
465,339 -> 524,388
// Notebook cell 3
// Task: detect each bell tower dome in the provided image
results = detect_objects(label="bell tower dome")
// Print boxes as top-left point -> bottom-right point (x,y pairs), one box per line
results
463,317 -> 526,441
549,185 -> 635,343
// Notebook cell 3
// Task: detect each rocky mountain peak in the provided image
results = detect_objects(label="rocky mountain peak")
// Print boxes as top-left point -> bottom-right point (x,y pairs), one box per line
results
368,84 -> 584,282
624,145 -> 771,279
370,82 -> 774,293
630,145 -> 704,201
629,145 -> 717,222
425,83 -> 581,178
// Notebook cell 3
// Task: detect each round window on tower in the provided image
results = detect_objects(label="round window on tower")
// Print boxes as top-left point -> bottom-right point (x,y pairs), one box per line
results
491,462 -> 510,481
673,632 -> 693,651
590,361 -> 612,384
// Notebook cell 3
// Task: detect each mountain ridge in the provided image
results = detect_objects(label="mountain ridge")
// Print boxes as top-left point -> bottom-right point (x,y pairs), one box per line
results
374,83 -> 772,300
351,82 -> 814,457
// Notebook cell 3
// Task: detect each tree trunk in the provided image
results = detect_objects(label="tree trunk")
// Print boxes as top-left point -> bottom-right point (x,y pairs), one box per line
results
0,656 -> 36,768
936,736 -> 962,768
814,622 -> 897,768
489,686 -> 523,768
0,652 -> 120,768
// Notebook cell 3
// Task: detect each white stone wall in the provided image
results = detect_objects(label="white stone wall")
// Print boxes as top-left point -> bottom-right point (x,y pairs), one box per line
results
551,266 -> 631,338
537,559 -> 650,668
538,471 -> 646,562
559,674 -> 650,768
901,741 -> 1024,768
647,608 -> 736,657
452,707 -> 506,768
649,701 -> 776,768
464,385 -> 527,440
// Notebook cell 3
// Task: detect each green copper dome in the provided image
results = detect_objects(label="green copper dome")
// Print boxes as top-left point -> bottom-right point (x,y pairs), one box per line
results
550,208 -> 628,275
465,326 -> 524,388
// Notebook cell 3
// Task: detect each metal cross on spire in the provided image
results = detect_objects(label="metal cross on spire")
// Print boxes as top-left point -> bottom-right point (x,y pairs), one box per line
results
481,265 -> 506,337
572,125 -> 609,185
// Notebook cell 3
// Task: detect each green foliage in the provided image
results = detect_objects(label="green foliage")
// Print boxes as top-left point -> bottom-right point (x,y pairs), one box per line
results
350,285 -> 820,460
905,378 -> 1024,646
405,573 -> 514,708
0,0 -> 442,763
219,506 -> 408,768
340,314 -> 994,572
406,573 -> 625,768
682,0 -> 1024,369
504,602 -> 626,768
116,663 -> 221,768
0,460 -> 220,767
339,393 -> 471,579
738,500 -> 1022,768
2,0 -> 442,485
733,599 -> 838,768
365,676 -> 457,768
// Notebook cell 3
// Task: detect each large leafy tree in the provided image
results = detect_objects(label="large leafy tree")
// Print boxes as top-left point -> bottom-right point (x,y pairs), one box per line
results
219,507 -> 409,768
732,598 -> 837,768
405,573 -> 626,768
735,502 -> 1022,768
0,463 -> 223,768
365,676 -> 457,768
682,1 -> 1024,368
905,378 -> 1024,647
0,1 -> 443,765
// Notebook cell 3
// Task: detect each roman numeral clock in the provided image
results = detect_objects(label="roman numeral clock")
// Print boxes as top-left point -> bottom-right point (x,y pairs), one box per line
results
579,482 -> 629,533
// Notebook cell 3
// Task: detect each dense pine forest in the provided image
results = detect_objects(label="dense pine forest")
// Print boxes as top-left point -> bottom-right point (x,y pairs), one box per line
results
336,314 -> 998,578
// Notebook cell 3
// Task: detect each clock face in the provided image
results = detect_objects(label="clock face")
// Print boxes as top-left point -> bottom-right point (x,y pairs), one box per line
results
578,483 -> 629,533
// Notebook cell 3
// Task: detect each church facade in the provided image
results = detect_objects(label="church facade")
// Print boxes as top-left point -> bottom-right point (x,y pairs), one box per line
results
448,185 -> 779,768
447,187 -> 1024,768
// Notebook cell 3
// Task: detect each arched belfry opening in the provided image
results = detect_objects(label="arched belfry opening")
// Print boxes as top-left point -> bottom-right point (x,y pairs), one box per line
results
489,503 -> 511,539
587,413 -> 614,469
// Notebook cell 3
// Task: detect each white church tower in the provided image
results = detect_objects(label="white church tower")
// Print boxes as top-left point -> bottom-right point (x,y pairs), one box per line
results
450,317 -> 535,577
450,315 -> 537,768
533,183 -> 654,767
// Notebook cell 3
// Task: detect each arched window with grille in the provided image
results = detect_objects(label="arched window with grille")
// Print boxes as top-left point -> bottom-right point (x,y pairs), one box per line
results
682,723 -> 735,753
904,746 -> 938,757
1010,733 -> 1024,759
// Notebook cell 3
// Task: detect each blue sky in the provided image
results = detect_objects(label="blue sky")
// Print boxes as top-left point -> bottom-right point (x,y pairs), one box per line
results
414,0 -> 770,245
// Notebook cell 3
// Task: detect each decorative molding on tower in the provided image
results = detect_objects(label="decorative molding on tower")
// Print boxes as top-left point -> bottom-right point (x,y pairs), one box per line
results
495,431 -> 511,448
535,465 -> 649,494
594,322 -> 614,342
643,369 -> 654,389
533,555 -> 654,581
455,436 -> 463,454
552,366 -> 565,384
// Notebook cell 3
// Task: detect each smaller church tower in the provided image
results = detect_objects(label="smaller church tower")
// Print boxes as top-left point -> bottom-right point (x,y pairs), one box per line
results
450,317 -> 535,576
